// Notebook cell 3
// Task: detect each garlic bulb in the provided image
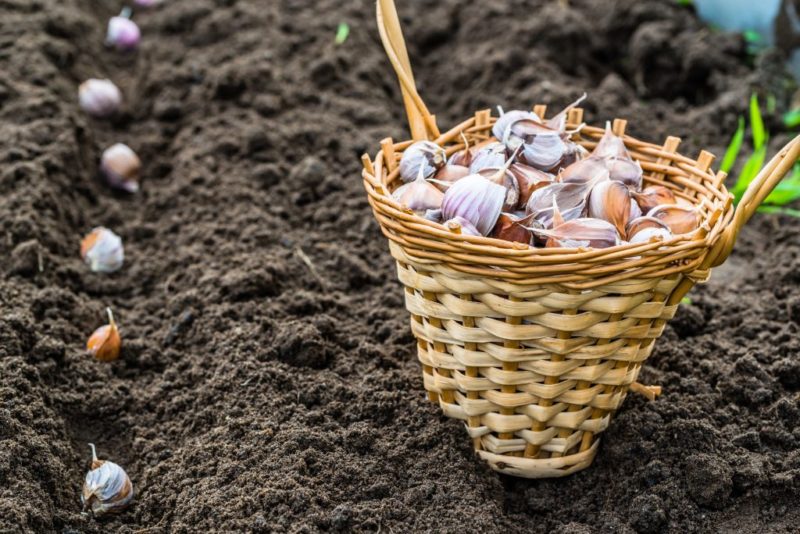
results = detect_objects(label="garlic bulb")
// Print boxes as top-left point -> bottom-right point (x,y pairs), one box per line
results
445,216 -> 481,236
493,108 -> 540,141
503,119 -> 567,170
87,308 -> 122,362
468,142 -> 507,173
78,79 -> 122,118
587,180 -> 632,236
647,204 -> 701,235
101,143 -> 141,193
559,157 -> 609,185
398,141 -> 446,183
82,444 -> 134,516
441,175 -> 506,236
632,185 -> 676,213
80,227 -> 124,273
491,213 -> 533,244
106,8 -> 140,51
391,165 -> 444,214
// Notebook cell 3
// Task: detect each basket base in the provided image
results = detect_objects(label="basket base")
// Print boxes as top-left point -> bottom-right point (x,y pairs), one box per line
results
477,440 -> 600,479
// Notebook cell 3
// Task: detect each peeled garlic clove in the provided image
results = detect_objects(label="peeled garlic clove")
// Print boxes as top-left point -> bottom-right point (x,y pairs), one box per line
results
391,168 -> 444,215
106,8 -> 140,51
559,157 -> 609,185
81,227 -> 124,273
607,157 -> 643,191
647,204 -> 701,235
101,143 -> 141,193
504,119 -> 566,170
625,216 -> 670,240
468,142 -> 507,173
432,164 -> 470,191
526,181 -> 592,228
588,180 -> 632,236
629,227 -> 673,245
87,308 -> 121,362
532,217 -> 621,249
441,174 -> 505,236
82,444 -> 134,516
477,167 -> 519,212
398,141 -> 446,183
79,79 -> 122,118
445,216 -> 481,236
632,185 -> 676,213
492,108 -> 540,141
510,163 -> 553,209
491,213 -> 533,244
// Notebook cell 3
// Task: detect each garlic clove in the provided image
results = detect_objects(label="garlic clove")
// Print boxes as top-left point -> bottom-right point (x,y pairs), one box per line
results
432,164 -> 470,191
477,167 -> 519,212
80,227 -> 124,273
606,157 -> 643,191
559,157 -> 609,185
545,93 -> 587,134
424,208 -> 443,222
445,216 -> 482,236
549,141 -> 589,173
629,227 -> 673,245
632,185 -> 676,213
625,216 -> 670,241
101,143 -> 141,193
503,119 -> 567,170
587,180 -> 632,236
630,199 -> 643,220
106,8 -> 141,51
391,165 -> 444,215
526,181 -> 595,228
592,121 -> 631,160
492,108 -> 541,141
468,142 -> 507,173
82,444 -> 134,516
531,217 -> 621,249
490,212 -> 534,244
509,163 -> 554,209
398,141 -> 446,183
87,308 -> 122,362
441,174 -> 506,236
448,133 -> 474,168
78,79 -> 122,118
134,0 -> 161,7
647,204 -> 701,235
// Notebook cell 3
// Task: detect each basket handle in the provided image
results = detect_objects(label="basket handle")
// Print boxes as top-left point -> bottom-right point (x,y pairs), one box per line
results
376,0 -> 440,140
707,134 -> 800,267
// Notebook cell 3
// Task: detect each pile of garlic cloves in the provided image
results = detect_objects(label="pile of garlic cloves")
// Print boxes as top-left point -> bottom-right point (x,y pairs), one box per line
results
392,96 -> 700,250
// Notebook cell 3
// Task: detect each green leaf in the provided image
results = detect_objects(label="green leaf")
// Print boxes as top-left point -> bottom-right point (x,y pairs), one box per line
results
743,30 -> 763,44
757,206 -> 800,218
731,144 -> 768,203
675,0 -> 693,5
767,94 -> 777,114
783,108 -> 800,129
764,164 -> 800,206
335,23 -> 350,45
681,296 -> 692,305
720,116 -> 745,173
750,93 -> 766,150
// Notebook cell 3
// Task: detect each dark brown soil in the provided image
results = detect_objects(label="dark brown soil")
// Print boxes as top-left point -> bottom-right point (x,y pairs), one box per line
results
1,0 -> 799,532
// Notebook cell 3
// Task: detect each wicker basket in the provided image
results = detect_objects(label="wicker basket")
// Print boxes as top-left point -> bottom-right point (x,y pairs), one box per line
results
362,0 -> 800,479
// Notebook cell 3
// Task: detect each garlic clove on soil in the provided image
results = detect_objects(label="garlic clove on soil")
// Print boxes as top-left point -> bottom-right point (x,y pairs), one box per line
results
106,8 -> 141,51
87,307 -> 121,362
101,143 -> 141,193
632,185 -> 676,213
398,141 -> 446,183
587,179 -> 632,236
82,443 -> 133,516
441,174 -> 506,236
80,227 -> 124,273
647,204 -> 701,235
78,79 -> 122,118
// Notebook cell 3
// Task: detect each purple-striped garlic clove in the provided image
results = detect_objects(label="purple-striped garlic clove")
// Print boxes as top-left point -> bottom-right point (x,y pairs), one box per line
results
441,174 -> 506,236
468,142 -> 507,173
445,216 -> 482,236
398,141 -> 447,183
106,8 -> 141,51
101,143 -> 141,193
79,79 -> 122,118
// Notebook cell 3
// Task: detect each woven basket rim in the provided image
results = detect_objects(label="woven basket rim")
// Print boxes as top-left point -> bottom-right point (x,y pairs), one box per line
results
362,109 -> 735,287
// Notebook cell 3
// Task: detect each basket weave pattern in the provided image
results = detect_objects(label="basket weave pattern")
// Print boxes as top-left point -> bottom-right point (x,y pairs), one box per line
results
363,114 -> 730,477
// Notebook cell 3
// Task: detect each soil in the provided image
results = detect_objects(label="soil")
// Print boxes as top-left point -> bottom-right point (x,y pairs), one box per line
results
1,0 -> 799,532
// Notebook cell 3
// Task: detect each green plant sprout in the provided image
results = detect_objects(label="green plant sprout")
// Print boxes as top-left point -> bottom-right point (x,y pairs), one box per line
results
675,0 -> 693,6
724,94 -> 800,217
335,23 -> 350,45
